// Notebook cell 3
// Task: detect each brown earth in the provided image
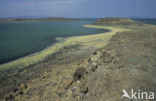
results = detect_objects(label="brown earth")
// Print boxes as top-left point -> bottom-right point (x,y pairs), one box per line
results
94,17 -> 143,25
0,18 -> 156,101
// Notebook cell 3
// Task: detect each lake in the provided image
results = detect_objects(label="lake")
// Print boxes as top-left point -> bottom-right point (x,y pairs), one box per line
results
0,19 -> 106,64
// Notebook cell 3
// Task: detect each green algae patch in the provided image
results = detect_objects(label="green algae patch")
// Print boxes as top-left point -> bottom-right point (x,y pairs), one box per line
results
0,25 -> 129,71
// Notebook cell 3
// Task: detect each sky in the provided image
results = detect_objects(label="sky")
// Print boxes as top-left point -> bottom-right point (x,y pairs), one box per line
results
0,0 -> 156,18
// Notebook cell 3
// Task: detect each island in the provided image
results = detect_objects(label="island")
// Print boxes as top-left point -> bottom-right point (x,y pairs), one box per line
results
0,17 -> 76,22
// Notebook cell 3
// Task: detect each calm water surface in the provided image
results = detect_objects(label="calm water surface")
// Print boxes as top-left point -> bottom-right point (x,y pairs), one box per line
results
0,19 -> 106,64
0,18 -> 156,64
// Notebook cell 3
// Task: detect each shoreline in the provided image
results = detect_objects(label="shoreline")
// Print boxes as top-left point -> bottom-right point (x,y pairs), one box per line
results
1,18 -> 156,100
0,26 -> 106,65
0,25 -> 128,70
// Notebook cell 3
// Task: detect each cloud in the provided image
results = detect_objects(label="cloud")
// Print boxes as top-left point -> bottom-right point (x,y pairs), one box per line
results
1,0 -> 87,9
31,0 -> 87,9
0,0 -> 87,17
0,0 -> 87,16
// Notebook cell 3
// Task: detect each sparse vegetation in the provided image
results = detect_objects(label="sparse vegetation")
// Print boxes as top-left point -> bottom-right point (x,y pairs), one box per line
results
1,18 -> 156,101
94,17 -> 143,25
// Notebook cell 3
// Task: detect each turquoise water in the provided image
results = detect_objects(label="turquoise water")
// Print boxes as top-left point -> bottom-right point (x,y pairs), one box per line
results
0,19 -> 106,64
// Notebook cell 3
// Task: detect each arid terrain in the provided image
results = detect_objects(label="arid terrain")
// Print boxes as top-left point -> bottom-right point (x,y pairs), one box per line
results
0,18 -> 156,101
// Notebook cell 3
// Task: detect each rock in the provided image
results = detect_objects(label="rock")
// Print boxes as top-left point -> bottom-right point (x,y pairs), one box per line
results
5,96 -> 13,101
12,87 -> 18,93
64,79 -> 73,89
73,68 -> 85,81
76,81 -> 81,84
100,50 -> 114,63
18,90 -> 23,95
80,85 -> 88,94
94,17 -> 143,25
19,83 -> 27,90
91,65 -> 98,72
56,89 -> 65,97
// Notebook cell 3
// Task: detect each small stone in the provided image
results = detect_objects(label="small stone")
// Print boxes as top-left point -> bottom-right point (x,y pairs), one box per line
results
92,65 -> 98,72
19,83 -> 27,90
12,87 -> 18,93
56,89 -> 65,97
19,90 -> 23,95
80,86 -> 88,94
74,86 -> 76,89
77,80 -> 80,84
73,67 -> 85,81
64,79 -> 73,89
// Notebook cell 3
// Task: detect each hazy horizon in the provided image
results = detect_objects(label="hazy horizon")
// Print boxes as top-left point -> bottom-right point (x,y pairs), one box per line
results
1,16 -> 156,19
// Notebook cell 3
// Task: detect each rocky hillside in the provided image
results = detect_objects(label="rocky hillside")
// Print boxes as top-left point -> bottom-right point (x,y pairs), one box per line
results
94,17 -> 143,25
75,30 -> 156,101
48,30 -> 156,101
0,18 -> 156,101
2,30 -> 156,101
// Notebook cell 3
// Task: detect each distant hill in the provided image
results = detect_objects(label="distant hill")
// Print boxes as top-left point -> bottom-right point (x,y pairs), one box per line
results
0,17 -> 76,22
94,17 -> 143,25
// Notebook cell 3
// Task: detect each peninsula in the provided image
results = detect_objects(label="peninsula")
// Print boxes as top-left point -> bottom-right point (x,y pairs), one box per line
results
0,18 -> 156,101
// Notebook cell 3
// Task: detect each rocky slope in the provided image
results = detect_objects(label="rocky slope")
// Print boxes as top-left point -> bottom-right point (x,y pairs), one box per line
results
0,18 -> 156,101
45,30 -> 156,101
2,30 -> 156,101
76,31 -> 156,101
94,17 -> 143,25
